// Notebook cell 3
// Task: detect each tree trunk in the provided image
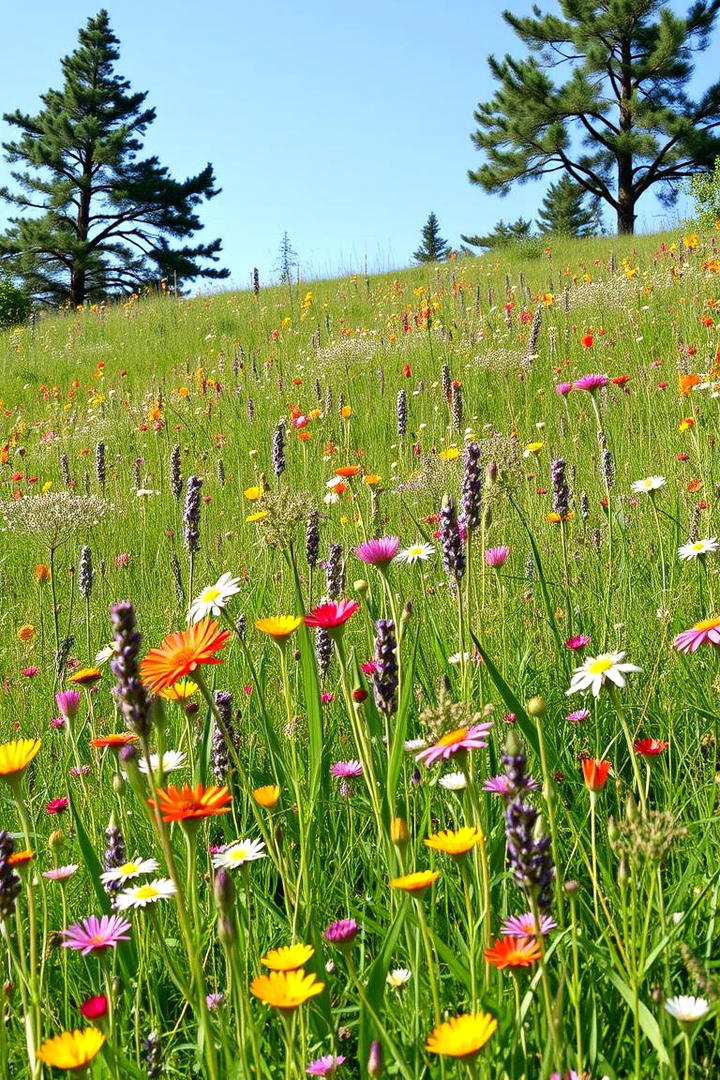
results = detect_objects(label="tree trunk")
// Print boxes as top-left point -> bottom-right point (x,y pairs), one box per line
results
71,151 -> 93,306
69,267 -> 86,308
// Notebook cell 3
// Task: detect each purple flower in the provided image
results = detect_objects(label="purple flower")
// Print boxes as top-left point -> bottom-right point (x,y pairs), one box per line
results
483,774 -> 540,796
574,373 -> 608,393
206,993 -> 225,1011
354,536 -> 400,567
330,760 -> 363,779
61,913 -> 131,956
566,709 -> 590,725
564,635 -> 590,650
484,545 -> 510,568
555,382 -> 573,396
324,918 -> 359,945
415,721 -> 493,767
306,1055 -> 346,1077
500,912 -> 557,936
320,692 -> 335,705
55,690 -> 81,720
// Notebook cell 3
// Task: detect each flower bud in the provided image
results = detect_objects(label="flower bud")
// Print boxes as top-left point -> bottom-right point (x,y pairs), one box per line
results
48,830 -> 65,852
390,817 -> 409,849
112,773 -> 126,796
368,1040 -> 383,1078
486,461 -> 498,484
354,579 -> 369,594
526,695 -> 546,718
214,867 -> 235,916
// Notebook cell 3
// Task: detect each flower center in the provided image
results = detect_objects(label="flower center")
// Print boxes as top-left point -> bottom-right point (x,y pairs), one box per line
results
201,587 -> 221,603
118,861 -> 139,875
228,847 -> 248,861
437,726 -> 469,748
587,657 -> 614,675
135,885 -> 158,900
693,617 -> 720,632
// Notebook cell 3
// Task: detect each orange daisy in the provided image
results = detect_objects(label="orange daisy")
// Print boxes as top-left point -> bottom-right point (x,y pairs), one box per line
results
8,850 -> 35,867
484,936 -> 542,970
253,784 -> 281,808
148,783 -> 232,822
68,667 -> 102,686
90,733 -> 138,749
334,465 -> 361,478
389,870 -> 440,894
140,618 -> 231,695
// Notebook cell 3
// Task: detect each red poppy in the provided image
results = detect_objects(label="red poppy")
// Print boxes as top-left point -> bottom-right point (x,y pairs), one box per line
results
581,758 -> 611,791
634,739 -> 668,757
581,333 -> 594,348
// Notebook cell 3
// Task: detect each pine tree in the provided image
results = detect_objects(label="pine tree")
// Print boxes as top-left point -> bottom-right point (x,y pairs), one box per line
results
469,0 -> 720,235
274,232 -> 299,284
536,176 -> 601,236
413,212 -> 450,263
0,10 -> 228,305
461,217 -> 533,250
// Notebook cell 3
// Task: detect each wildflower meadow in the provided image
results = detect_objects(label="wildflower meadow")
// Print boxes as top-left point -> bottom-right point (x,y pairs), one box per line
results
2,230 -> 720,1078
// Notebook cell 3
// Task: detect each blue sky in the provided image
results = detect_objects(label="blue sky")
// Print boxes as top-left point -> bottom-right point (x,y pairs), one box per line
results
0,0 -> 716,287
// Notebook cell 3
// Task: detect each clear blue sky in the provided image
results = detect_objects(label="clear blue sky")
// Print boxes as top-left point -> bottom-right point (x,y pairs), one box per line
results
0,0 -> 717,287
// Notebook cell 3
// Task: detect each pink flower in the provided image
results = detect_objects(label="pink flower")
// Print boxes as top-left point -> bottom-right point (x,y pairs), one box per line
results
306,1055 -> 346,1076
354,536 -> 400,567
500,912 -> 557,936
21,666 -> 39,678
330,760 -> 363,778
43,865 -> 79,881
415,722 -> 493,767
293,415 -> 310,429
483,774 -> 540,796
361,660 -> 378,675
46,797 -> 69,815
564,635 -> 590,650
674,617 -> 720,653
566,709 -> 590,725
61,914 -> 131,956
304,600 -> 359,631
484,545 -> 510,568
115,553 -> 130,569
51,716 -> 66,729
56,690 -> 81,719
79,995 -> 108,1019
320,692 -> 335,705
555,382 -> 573,396
574,373 -> 608,393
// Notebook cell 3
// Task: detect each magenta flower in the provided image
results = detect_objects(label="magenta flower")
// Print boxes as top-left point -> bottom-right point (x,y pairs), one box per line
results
46,797 -> 69,814
21,667 -> 39,678
564,635 -> 590,650
555,382 -> 573,396
206,993 -> 225,1010
574,373 -> 608,393
324,918 -> 359,945
307,1055 -> 346,1076
354,536 -> 400,567
55,690 -> 81,720
483,774 -> 540,796
500,912 -> 557,937
51,717 -> 66,729
61,913 -> 131,956
304,600 -> 359,632
484,545 -> 510,568
415,722 -> 493,767
361,660 -> 378,675
320,692 -> 335,705
330,760 -> 363,778
674,617 -> 720,654
566,709 -> 590,725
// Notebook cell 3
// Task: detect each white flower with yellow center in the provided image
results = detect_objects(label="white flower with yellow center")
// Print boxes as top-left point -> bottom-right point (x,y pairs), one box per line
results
566,651 -> 641,698
187,572 -> 242,624
630,476 -> 666,494
664,996 -> 710,1024
386,968 -> 412,988
100,857 -> 159,885
678,537 -> 719,561
137,750 -> 187,776
212,838 -> 267,870
395,542 -> 435,565
114,878 -> 177,910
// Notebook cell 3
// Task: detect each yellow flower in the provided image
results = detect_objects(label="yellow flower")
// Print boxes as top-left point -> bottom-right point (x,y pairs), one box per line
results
68,667 -> 102,686
261,943 -> 315,971
255,616 -> 303,642
424,826 -> 483,858
683,234 -> 699,250
0,738 -> 41,780
36,1027 -> 106,1071
161,679 -> 199,702
16,624 -> 36,643
246,511 -> 268,523
523,441 -> 544,457
425,1013 -> 497,1059
250,969 -> 325,1010
542,293 -> 555,305
439,448 -> 460,462
679,417 -> 696,432
340,405 -> 353,419
42,481 -> 53,493
253,784 -> 281,808
244,486 -> 264,501
363,473 -> 382,485
389,870 -> 440,894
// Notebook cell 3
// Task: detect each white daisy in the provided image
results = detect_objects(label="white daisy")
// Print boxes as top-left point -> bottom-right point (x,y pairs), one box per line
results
438,772 -> 468,791
403,738 -> 428,752
100,857 -> 159,885
114,878 -> 177,910
212,838 -> 267,870
664,996 -> 710,1023
94,642 -> 118,665
386,968 -> 412,988
395,542 -> 435,565
630,476 -> 666,494
137,750 -> 187,775
678,537 -> 719,561
566,651 -> 641,698
187,572 -> 242,623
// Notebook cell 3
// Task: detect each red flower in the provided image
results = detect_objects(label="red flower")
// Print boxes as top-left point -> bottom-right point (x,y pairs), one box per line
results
581,758 -> 611,791
46,797 -> 69,814
403,364 -> 412,378
634,739 -> 668,757
79,995 -> 108,1020
304,600 -> 359,631
581,333 -> 594,348
352,688 -> 368,703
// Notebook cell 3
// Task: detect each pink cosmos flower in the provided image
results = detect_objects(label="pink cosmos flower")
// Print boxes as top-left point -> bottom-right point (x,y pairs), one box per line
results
330,760 -> 363,778
306,1055 -> 346,1076
484,545 -> 510,568
304,600 -> 359,631
61,914 -> 131,956
564,635 -> 590,650
500,912 -> 557,937
574,373 -> 608,393
415,722 -> 493,767
674,617 -> 720,653
354,536 -> 400,567
555,382 -> 573,396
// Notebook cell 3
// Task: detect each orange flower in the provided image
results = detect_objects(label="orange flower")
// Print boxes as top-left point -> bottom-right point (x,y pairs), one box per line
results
340,406 -> 353,419
8,850 -> 35,867
484,936 -> 542,969
253,784 -> 281,808
90,733 -> 138,749
679,373 -> 701,397
335,465 -> 362,478
679,417 -> 696,432
581,758 -> 611,791
68,667 -> 102,686
34,564 -> 51,582
148,783 -> 232,822
140,618 -> 231,694
363,474 -> 381,485
389,870 -> 440,894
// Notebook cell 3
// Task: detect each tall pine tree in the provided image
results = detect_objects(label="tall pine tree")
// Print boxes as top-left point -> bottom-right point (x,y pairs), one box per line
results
0,10 -> 228,305
413,212 -> 450,262
536,176 -> 601,236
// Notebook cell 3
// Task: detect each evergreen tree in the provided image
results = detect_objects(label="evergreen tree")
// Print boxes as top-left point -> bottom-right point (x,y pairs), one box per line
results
536,176 -> 601,236
274,232 -> 299,284
461,217 -> 533,250
413,212 -> 450,262
469,0 -> 720,235
0,10 -> 228,305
